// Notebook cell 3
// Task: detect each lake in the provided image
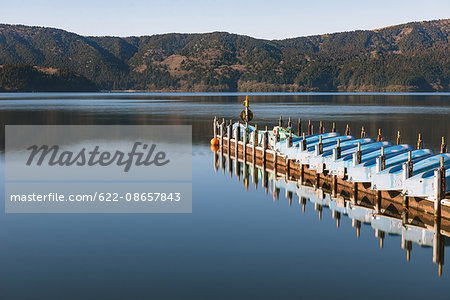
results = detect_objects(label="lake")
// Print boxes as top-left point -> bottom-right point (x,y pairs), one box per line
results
0,93 -> 449,299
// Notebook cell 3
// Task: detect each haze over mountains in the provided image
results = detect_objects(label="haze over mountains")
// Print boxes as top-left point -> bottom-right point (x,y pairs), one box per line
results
0,19 -> 449,92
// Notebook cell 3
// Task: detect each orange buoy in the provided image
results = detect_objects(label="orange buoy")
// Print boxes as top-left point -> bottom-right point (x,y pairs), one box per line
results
210,144 -> 219,152
210,138 -> 219,146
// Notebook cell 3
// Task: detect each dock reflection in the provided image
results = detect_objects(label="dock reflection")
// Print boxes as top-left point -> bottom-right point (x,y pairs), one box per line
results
214,149 -> 448,276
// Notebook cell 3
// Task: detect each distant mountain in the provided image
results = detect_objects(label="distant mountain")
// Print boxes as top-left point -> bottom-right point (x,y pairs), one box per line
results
0,19 -> 449,92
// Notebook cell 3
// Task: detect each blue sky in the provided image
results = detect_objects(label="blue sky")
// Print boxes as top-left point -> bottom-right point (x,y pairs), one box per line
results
1,0 -> 449,39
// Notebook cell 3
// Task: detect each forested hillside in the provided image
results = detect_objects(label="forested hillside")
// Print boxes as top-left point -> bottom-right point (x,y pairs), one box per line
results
0,19 -> 449,92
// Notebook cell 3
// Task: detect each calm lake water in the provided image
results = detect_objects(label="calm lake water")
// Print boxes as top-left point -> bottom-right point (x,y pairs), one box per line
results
0,93 -> 449,299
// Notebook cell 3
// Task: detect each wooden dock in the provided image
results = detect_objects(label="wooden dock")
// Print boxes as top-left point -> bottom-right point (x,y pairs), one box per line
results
212,121 -> 449,276
211,119 -> 450,221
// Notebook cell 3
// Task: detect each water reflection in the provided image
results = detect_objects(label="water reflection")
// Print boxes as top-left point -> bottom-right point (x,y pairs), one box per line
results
215,149 -> 448,276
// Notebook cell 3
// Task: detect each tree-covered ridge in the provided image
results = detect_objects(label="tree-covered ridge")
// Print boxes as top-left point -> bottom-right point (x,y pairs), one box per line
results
0,19 -> 449,92
0,65 -> 97,92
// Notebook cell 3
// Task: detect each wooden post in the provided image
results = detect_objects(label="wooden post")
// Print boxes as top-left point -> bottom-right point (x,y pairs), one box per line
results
353,142 -> 362,166
286,158 -> 290,179
220,119 -> 224,152
377,128 -> 382,142
315,135 -> 323,156
300,132 -> 307,151
288,132 -> 293,148
345,124 -> 350,135
288,117 -> 292,128
262,127 -> 268,167
213,116 -> 217,139
319,121 -> 324,134
243,124 -> 248,162
331,122 -> 336,133
333,139 -> 341,160
360,126 -> 366,138
297,118 -> 301,136
234,123 -> 240,160
227,120 -> 232,148
308,120 -> 312,136
402,151 -> 413,180
253,124 -> 258,163
376,146 -> 386,173
279,116 -> 283,127
441,137 -> 447,153
434,157 -> 445,218
396,131 -> 401,145
417,133 -> 423,149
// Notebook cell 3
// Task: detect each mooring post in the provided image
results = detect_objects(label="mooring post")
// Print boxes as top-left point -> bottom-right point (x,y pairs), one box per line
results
213,116 -> 217,139
253,124 -> 258,163
331,122 -> 336,133
288,117 -> 292,128
243,124 -> 248,163
434,157 -> 445,218
308,120 -> 312,136
441,137 -> 447,153
377,128 -> 382,142
417,133 -> 423,149
234,123 -> 240,160
286,158 -> 290,179
275,127 -> 280,144
319,121 -> 324,134
263,127 -> 268,167
376,147 -> 386,173
315,135 -> 323,156
333,139 -> 341,161
279,116 -> 283,128
353,142 -> 362,166
297,118 -> 301,136
402,151 -> 413,181
345,124 -> 350,135
220,119 -> 224,152
397,131 -> 402,145
288,132 -> 293,148
360,126 -> 366,138
300,132 -> 307,151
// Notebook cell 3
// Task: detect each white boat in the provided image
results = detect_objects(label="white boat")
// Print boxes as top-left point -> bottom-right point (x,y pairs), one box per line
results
402,162 -> 450,198
308,138 -> 374,169
371,153 -> 450,191
347,147 -> 431,182
324,141 -> 392,174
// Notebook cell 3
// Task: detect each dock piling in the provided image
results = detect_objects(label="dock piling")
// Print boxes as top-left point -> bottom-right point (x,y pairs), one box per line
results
297,118 -> 301,136
417,133 -> 423,149
377,129 -> 382,142
331,122 -> 336,133
308,120 -> 312,136
376,147 -> 386,173
434,157 -> 445,218
319,121 -> 324,134
345,124 -> 350,135
397,131 -> 402,145
441,137 -> 447,153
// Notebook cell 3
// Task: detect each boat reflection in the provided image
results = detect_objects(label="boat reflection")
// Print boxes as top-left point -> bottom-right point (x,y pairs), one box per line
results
213,150 -> 448,276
